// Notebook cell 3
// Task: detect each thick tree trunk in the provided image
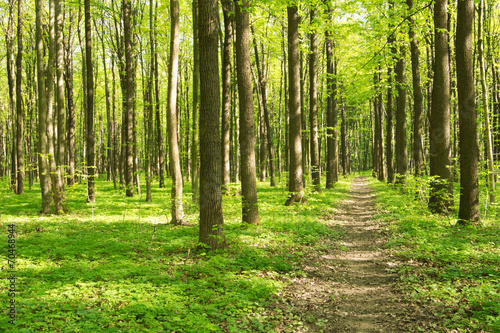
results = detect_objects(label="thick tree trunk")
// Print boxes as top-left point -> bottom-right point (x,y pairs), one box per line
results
15,0 -> 24,194
285,6 -> 306,205
198,0 -> 226,249
84,0 -> 95,203
395,45 -> 407,185
221,0 -> 233,190
309,9 -> 320,191
407,0 -> 424,176
456,0 -> 479,223
235,0 -> 260,223
123,0 -> 134,197
36,0 -> 52,214
167,0 -> 185,224
429,0 -> 453,214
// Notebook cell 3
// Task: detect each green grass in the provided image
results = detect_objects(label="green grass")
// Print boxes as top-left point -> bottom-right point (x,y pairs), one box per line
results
0,174 -> 350,332
371,175 -> 500,332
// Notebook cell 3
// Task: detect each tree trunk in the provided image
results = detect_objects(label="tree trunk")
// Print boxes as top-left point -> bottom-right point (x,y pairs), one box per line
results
55,0 -> 65,191
198,0 -> 226,249
325,15 -> 338,188
65,9 -> 76,186
309,9 -> 320,191
36,0 -> 52,214
191,0 -> 200,202
235,0 -> 260,224
341,105 -> 348,177
221,0 -> 233,190
395,45 -> 407,185
167,0 -> 185,224
285,6 -> 306,205
407,0 -> 424,176
456,0 -> 479,223
123,0 -> 134,197
15,0 -> 24,194
477,0 -> 495,203
386,1 -> 395,184
429,0 -> 453,214
84,0 -> 95,203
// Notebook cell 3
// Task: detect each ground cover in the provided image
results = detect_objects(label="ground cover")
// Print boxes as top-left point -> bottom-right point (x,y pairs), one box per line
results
0,176 -> 349,332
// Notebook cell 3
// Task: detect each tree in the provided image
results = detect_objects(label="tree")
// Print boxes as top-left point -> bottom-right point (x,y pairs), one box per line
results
221,0 -> 233,190
386,0 -> 395,184
198,0 -> 226,249
55,0 -> 66,192
191,0 -> 200,201
84,0 -> 95,203
309,8 -> 320,191
123,0 -> 134,197
456,0 -> 479,223
235,0 -> 259,224
285,5 -> 305,205
394,43 -> 407,185
167,0 -> 185,224
429,0 -> 452,214
15,0 -> 23,194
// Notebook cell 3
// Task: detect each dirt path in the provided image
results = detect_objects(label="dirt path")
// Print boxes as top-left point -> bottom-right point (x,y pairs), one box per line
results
283,177 -> 407,332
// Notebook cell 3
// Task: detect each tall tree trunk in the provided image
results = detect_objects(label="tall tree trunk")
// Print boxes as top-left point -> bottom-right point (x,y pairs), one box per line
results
386,1 -> 395,184
123,0 -> 134,197
55,0 -> 65,190
325,15 -> 338,188
15,0 -> 24,194
191,0 -> 200,201
341,104 -> 348,177
36,0 -> 52,214
221,0 -> 233,190
429,0 -> 453,214
112,55 -> 118,189
309,9 -> 320,191
407,0 -> 424,176
65,9 -> 76,186
477,0 -> 495,203
395,45 -> 407,185
285,6 -> 306,205
6,0 -> 17,191
99,18 -> 112,183
145,0 -> 155,202
235,0 -> 260,224
198,0 -> 226,249
167,0 -> 185,224
84,0 -> 95,203
456,0 -> 479,223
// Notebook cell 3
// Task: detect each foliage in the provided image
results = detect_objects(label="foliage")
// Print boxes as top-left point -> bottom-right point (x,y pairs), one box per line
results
0,176 -> 349,332
372,176 -> 500,332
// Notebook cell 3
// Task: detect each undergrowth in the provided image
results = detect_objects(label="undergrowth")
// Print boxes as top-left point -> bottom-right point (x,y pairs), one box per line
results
371,175 -> 500,332
0,175 -> 350,332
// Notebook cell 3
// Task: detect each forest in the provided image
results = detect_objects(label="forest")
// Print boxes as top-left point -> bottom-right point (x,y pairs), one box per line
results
0,0 -> 499,331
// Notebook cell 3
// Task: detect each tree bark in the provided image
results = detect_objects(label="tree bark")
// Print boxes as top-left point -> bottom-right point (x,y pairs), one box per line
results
456,0 -> 479,223
84,0 -> 95,203
198,0 -> 226,249
309,9 -> 320,191
235,0 -> 260,224
221,0 -> 233,190
325,15 -> 338,188
386,1 -> 395,184
65,9 -> 76,186
429,0 -> 453,214
395,45 -> 407,185
15,0 -> 24,194
167,0 -> 185,224
55,0 -> 65,190
191,0 -> 200,202
285,6 -> 306,205
407,0 -> 424,176
123,0 -> 134,197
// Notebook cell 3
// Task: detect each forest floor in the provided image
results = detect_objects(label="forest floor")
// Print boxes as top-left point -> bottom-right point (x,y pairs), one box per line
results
281,177 -> 414,332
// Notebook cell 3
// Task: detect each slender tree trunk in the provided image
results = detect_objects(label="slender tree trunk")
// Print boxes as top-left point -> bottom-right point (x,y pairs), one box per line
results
221,0 -> 233,191
309,9 -> 320,191
36,0 -> 52,214
6,0 -> 17,192
325,17 -> 338,188
55,0 -> 65,191
235,0 -> 260,223
456,0 -> 479,223
386,1 -> 395,184
99,18 -> 112,183
285,6 -> 306,205
65,10 -> 76,186
407,0 -> 424,176
111,55 -> 118,189
15,0 -> 24,194
123,0 -> 134,197
395,45 -> 407,185
198,0 -> 226,249
429,0 -> 453,214
145,0 -> 155,202
167,0 -> 185,224
191,0 -> 200,202
341,105 -> 348,177
84,0 -> 94,203
478,0 -> 495,203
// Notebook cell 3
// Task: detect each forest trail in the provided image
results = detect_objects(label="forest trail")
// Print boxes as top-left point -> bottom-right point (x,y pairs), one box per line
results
284,177 -> 408,332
